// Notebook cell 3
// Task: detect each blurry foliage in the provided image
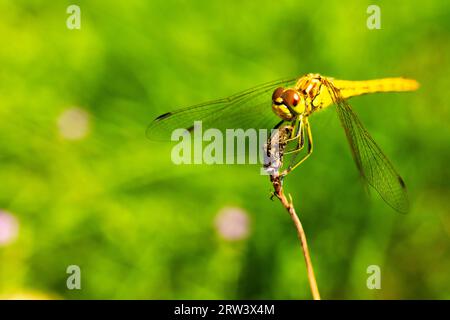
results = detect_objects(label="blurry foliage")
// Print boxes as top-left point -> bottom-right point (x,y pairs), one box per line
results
0,0 -> 449,299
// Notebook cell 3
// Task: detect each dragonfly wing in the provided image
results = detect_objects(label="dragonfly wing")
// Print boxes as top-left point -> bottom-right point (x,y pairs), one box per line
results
147,78 -> 297,141
325,81 -> 409,213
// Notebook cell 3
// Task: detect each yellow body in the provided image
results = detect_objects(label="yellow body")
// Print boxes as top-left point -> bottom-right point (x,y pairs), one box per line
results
273,73 -> 419,120
332,77 -> 419,100
316,77 -> 418,111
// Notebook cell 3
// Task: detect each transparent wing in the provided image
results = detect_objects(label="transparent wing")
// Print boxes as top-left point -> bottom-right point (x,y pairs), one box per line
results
324,80 -> 409,213
147,78 -> 297,141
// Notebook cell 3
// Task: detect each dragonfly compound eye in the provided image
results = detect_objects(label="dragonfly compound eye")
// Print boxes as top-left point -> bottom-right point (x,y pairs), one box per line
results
281,89 -> 300,108
272,87 -> 284,105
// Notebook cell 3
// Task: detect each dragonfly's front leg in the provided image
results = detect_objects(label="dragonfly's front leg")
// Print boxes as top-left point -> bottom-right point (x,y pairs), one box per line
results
281,118 -> 313,177
283,117 -> 304,154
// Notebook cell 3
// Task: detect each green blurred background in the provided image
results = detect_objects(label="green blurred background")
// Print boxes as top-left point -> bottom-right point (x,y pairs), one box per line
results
0,0 -> 448,299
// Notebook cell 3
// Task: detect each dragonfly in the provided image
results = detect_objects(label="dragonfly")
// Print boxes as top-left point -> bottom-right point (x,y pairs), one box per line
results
147,73 -> 419,213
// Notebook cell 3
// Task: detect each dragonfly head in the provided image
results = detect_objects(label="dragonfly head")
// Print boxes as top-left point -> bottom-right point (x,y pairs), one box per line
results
271,87 -> 306,121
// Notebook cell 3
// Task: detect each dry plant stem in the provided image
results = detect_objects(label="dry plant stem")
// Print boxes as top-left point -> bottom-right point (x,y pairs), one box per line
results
271,174 -> 321,300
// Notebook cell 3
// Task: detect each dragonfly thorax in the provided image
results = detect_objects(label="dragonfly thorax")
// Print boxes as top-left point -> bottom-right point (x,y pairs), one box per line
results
271,87 -> 306,121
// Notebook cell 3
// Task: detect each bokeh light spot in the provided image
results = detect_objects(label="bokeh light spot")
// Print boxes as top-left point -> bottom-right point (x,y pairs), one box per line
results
0,210 -> 19,246
214,207 -> 250,241
57,107 -> 90,140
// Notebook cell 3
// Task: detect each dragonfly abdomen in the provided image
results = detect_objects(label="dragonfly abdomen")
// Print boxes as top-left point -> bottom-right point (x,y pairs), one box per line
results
334,78 -> 419,100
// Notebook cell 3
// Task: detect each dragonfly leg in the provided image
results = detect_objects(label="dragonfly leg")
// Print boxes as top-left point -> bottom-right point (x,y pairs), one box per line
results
281,118 -> 313,177
283,118 -> 304,155
266,119 -> 299,159
283,118 -> 302,143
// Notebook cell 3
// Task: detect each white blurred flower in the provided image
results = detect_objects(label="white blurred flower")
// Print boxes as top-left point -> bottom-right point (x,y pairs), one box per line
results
214,207 -> 250,241
57,107 -> 90,140
0,210 -> 19,246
